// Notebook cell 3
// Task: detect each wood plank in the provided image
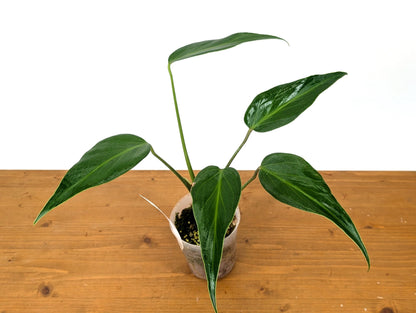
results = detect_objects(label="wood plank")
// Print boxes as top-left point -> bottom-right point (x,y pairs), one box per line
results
0,170 -> 415,313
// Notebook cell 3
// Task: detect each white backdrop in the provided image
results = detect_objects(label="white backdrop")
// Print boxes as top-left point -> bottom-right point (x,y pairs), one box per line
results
1,1 -> 415,170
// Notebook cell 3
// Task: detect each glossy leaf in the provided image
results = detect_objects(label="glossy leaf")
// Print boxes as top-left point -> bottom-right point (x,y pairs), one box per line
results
191,166 -> 241,313
34,134 -> 151,224
244,71 -> 347,132
259,153 -> 370,268
168,32 -> 287,65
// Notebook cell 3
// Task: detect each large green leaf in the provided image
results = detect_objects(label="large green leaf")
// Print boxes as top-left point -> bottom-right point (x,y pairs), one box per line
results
190,166 -> 241,313
34,134 -> 151,224
259,153 -> 370,268
244,71 -> 347,132
168,32 -> 287,65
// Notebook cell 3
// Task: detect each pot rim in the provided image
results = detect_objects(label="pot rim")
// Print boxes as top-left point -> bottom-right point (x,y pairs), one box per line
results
169,193 -> 241,248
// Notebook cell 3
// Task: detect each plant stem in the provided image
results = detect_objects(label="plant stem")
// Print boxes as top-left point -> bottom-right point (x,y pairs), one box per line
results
241,167 -> 260,190
151,147 -> 192,191
226,128 -> 253,168
168,64 -> 195,181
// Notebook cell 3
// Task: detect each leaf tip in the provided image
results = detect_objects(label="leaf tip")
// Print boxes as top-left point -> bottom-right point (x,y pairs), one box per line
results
33,212 -> 43,225
364,252 -> 371,271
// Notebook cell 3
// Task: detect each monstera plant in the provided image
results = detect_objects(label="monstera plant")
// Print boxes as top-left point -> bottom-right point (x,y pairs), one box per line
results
34,32 -> 369,313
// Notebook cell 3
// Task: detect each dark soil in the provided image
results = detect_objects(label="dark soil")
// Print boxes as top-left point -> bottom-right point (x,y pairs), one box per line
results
174,206 -> 237,245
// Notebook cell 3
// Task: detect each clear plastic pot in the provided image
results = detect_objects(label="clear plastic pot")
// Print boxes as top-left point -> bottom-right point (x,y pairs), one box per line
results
169,193 -> 240,280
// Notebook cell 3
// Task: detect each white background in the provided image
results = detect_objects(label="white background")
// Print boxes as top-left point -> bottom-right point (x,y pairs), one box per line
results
1,0 -> 415,171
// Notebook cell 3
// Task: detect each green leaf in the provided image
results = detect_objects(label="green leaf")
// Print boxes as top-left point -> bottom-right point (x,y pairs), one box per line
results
244,71 -> 347,132
259,153 -> 370,268
190,166 -> 241,313
34,134 -> 151,224
168,32 -> 287,64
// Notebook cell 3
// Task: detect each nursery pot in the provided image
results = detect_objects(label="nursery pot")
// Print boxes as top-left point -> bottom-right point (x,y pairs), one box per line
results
169,193 -> 240,280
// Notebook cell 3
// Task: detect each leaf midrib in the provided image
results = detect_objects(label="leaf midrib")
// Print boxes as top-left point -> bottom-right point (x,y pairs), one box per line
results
260,164 -> 332,216
250,76 -> 334,130
170,41 -> 237,64
60,142 -> 148,198
212,170 -> 223,255
169,33 -> 283,64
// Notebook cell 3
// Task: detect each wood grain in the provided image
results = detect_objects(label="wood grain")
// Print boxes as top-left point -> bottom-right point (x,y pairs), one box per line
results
0,170 -> 415,313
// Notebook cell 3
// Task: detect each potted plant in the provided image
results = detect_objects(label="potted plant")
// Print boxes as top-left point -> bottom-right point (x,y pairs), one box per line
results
34,32 -> 370,313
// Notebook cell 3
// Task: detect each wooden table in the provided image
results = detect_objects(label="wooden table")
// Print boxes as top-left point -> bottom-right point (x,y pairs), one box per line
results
1,170 -> 415,313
